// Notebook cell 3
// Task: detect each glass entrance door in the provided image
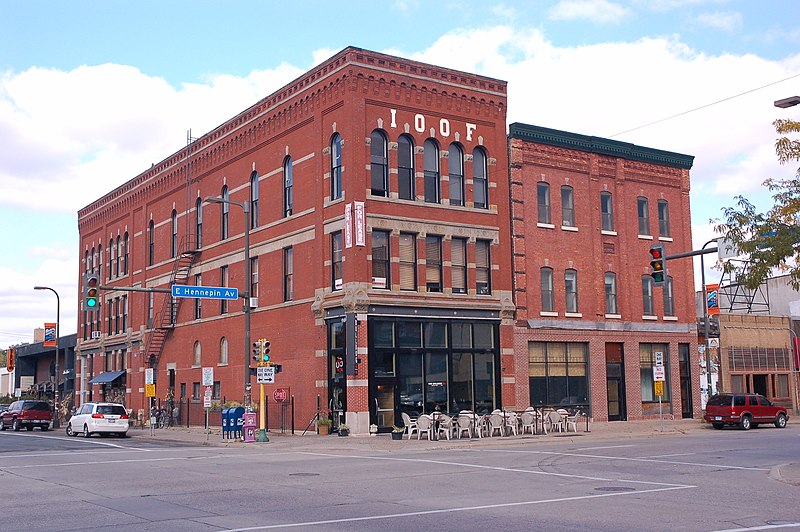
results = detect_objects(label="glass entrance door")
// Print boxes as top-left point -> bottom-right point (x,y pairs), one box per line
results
606,343 -> 626,421
372,381 -> 396,431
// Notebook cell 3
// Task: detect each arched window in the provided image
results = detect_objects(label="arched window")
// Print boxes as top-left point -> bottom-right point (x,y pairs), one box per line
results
109,238 -> 115,280
601,191 -> 614,231
221,186 -> 229,239
658,199 -> 670,237
473,147 -> 488,209
219,337 -> 229,365
250,171 -> 259,229
448,143 -> 464,207
423,138 -> 440,203
195,197 -> 203,249
605,272 -> 618,315
171,209 -> 178,258
193,341 -> 202,367
370,129 -> 388,196
84,250 -> 89,274
642,275 -> 655,316
398,134 -> 415,200
537,182 -> 551,224
540,267 -> 554,312
97,244 -> 102,280
148,220 -> 154,266
283,156 -> 293,217
122,232 -> 129,275
565,269 -> 578,313
663,276 -> 675,316
637,197 -> 650,235
115,235 -> 121,277
561,185 -> 575,227
330,133 -> 342,200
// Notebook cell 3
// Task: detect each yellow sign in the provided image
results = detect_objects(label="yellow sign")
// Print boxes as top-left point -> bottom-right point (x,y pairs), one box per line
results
145,384 -> 156,397
654,381 -> 664,397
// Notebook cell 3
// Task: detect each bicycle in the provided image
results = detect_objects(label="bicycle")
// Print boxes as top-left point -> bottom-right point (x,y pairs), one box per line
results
156,408 -> 174,428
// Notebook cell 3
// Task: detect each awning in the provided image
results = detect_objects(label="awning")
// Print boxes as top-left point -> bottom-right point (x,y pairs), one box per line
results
88,370 -> 126,384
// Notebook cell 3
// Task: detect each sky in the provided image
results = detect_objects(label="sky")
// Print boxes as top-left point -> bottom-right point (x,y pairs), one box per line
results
1,0 -> 799,350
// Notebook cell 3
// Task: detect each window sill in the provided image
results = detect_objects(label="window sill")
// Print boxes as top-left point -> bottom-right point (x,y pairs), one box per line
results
659,236 -> 673,242
564,312 -> 583,318
638,234 -> 654,240
663,316 -> 678,321
605,314 -> 621,319
539,311 -> 559,317
601,230 -> 617,236
537,222 -> 555,229
217,363 -> 229,367
561,225 -> 578,232
642,315 -> 657,320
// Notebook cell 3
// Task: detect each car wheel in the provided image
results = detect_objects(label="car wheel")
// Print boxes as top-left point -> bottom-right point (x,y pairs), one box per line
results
0,420 -> 6,431
712,423 -> 724,430
740,415 -> 752,430
775,413 -> 787,428
40,425 -> 49,431
26,426 -> 34,431
118,432 -> 128,438
13,419 -> 21,431
83,424 -> 91,438
66,423 -> 75,437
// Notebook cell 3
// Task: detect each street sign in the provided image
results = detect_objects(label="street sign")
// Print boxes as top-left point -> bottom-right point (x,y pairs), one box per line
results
654,381 -> 665,397
145,368 -> 154,385
203,386 -> 212,408
654,351 -> 664,367
202,367 -> 214,387
273,388 -> 288,402
145,383 -> 156,397
171,285 -> 239,300
708,338 -> 719,348
653,366 -> 666,382
257,366 -> 275,384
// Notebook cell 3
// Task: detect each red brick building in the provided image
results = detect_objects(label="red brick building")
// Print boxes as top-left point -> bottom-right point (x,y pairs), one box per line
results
76,47 -> 513,433
509,123 -> 699,421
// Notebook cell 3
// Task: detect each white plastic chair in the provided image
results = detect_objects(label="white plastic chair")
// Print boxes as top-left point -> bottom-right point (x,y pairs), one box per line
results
401,412 -> 418,440
437,414 -> 455,440
416,414 -> 433,440
504,412 -> 519,436
456,415 -> 473,439
520,411 -> 536,435
547,410 -> 565,433
488,413 -> 505,437
564,410 -> 580,432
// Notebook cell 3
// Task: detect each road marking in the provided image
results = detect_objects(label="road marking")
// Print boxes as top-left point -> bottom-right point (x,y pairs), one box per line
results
713,524 -> 800,531
0,456 -> 190,470
639,452 -> 697,458
221,485 -> 693,531
573,444 -> 636,451
300,451 -> 693,488
484,449 -> 770,471
0,431 -> 134,448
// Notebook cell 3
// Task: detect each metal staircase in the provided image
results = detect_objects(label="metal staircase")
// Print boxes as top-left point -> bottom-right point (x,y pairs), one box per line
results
146,235 -> 198,369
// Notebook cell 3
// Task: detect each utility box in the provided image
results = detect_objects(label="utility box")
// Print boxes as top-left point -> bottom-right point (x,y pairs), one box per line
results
243,412 -> 257,443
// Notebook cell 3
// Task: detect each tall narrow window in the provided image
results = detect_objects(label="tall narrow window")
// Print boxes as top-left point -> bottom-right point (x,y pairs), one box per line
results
331,231 -> 342,290
283,247 -> 293,302
371,230 -> 390,289
194,273 -> 202,319
170,210 -> 178,258
122,295 -> 127,331
220,265 -> 229,315
398,134 -> 415,200
331,133 -> 342,200
399,233 -> 417,291
561,186 -> 575,227
423,139 -> 440,203
537,182 -> 551,224
642,275 -> 655,316
658,199 -> 671,237
195,198 -> 203,249
473,147 -> 488,209
600,191 -> 613,231
663,276 -> 675,316
250,171 -> 259,229
637,197 -> 650,235
193,341 -> 202,367
370,130 -> 388,196
283,156 -> 293,217
250,257 -> 259,301
425,235 -> 442,292
219,337 -> 228,365
221,186 -> 229,240
565,269 -> 578,313
122,232 -> 129,275
605,272 -> 618,315
147,291 -> 154,328
451,237 -> 467,294
540,267 -> 554,312
448,143 -> 464,207
115,236 -> 121,277
476,239 -> 491,295
109,238 -> 115,280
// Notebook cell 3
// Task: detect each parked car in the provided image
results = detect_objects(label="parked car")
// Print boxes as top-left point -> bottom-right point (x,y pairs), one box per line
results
66,402 -> 129,438
0,403 -> 11,413
704,393 -> 789,430
0,400 -> 52,431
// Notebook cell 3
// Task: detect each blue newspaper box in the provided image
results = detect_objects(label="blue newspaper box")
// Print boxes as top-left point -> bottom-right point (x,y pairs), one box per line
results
222,407 -> 244,439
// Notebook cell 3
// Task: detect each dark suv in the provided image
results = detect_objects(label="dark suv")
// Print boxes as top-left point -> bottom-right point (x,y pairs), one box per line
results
704,393 -> 789,430
0,400 -> 53,431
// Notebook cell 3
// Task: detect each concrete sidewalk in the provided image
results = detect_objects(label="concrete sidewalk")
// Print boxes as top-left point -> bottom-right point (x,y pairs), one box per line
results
128,418 -> 800,486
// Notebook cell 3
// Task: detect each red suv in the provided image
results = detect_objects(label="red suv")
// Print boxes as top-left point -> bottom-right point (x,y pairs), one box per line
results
704,393 -> 789,430
0,400 -> 53,431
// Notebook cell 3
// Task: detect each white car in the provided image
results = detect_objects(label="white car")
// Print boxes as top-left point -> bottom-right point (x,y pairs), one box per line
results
66,402 -> 129,438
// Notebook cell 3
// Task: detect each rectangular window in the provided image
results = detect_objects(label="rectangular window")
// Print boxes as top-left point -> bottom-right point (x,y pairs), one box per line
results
423,140 -> 440,203
642,276 -> 654,316
476,239 -> 491,294
561,186 -> 575,227
565,270 -> 578,313
663,277 -> 675,316
122,295 -> 128,332
194,274 -> 202,319
605,272 -> 618,315
370,131 -> 388,197
399,233 -> 417,291
540,268 -> 554,312
331,231 -> 343,290
213,380 -> 221,399
638,197 -> 650,235
601,192 -> 613,231
425,235 -> 442,292
448,145 -> 464,207
658,200 -> 671,237
220,265 -> 229,315
640,343 -> 669,401
473,148 -> 488,209
193,382 -> 201,400
147,291 -> 154,328
283,247 -> 293,301
537,182 -> 551,224
528,342 -> 588,406
371,230 -> 390,289
451,237 -> 467,294
398,135 -> 415,201
250,257 -> 258,300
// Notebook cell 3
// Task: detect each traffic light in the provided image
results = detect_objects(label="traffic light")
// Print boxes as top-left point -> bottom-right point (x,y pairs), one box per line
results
252,340 -> 262,364
6,348 -> 14,372
262,340 -> 270,363
83,273 -> 100,311
649,244 -> 666,285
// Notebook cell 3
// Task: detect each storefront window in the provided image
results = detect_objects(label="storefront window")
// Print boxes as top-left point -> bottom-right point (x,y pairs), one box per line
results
528,342 -> 588,406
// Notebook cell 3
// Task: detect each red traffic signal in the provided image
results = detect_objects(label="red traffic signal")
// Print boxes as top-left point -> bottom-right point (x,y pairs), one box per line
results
649,245 -> 666,284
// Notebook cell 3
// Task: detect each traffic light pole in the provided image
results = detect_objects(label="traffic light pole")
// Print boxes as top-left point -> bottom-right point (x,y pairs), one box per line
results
33,286 -> 60,429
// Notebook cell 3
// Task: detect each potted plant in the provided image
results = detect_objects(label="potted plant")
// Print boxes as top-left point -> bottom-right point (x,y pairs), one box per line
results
338,423 -> 350,437
317,417 -> 331,435
391,425 -> 405,440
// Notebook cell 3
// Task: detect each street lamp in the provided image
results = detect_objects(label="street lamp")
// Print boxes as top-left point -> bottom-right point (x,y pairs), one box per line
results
204,196 -> 252,408
774,96 -> 800,109
34,285 -> 60,428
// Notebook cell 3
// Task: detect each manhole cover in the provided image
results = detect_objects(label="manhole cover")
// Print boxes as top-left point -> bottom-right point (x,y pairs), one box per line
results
594,486 -> 635,492
289,473 -> 320,477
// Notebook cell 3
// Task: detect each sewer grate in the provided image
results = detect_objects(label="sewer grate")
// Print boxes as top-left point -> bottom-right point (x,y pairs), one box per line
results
594,486 -> 635,492
289,473 -> 320,477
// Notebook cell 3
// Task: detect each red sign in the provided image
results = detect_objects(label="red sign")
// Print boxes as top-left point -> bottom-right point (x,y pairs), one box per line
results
273,388 -> 288,402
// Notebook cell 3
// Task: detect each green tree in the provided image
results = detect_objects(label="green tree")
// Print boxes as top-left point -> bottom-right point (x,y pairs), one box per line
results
715,117 -> 800,289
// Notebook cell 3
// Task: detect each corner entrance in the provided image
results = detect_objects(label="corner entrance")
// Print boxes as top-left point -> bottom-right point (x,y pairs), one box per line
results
606,343 -> 626,421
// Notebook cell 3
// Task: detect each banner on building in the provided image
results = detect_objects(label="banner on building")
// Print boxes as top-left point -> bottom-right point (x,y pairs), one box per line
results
43,323 -> 57,347
354,201 -> 365,247
706,284 -> 719,315
344,203 -> 353,248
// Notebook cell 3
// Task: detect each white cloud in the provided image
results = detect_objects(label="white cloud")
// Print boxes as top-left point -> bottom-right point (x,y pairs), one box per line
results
694,11 -> 743,32
548,0 -> 630,23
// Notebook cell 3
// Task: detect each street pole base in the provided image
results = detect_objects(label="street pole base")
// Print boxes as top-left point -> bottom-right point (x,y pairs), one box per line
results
256,428 -> 269,442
